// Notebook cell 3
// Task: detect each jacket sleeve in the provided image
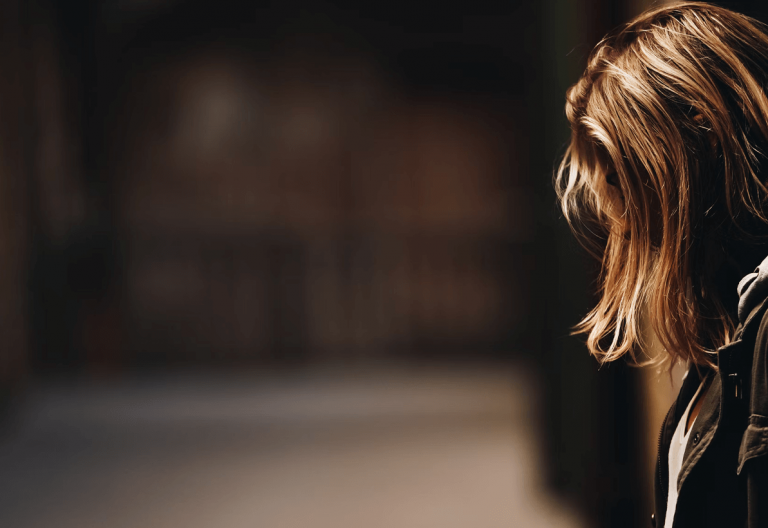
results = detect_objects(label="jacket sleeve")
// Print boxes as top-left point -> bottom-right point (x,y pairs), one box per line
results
737,415 -> 768,527
739,307 -> 768,527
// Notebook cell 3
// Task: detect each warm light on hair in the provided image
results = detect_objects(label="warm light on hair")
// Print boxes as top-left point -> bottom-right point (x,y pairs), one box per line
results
556,2 -> 768,368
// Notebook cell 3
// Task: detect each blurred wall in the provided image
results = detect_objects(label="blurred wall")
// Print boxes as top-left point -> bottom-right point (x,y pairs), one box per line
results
13,1 -> 768,527
0,0 -> 33,394
115,49 -> 529,364
21,0 -> 540,368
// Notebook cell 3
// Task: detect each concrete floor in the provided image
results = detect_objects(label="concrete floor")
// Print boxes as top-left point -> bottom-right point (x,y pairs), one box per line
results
0,363 -> 584,528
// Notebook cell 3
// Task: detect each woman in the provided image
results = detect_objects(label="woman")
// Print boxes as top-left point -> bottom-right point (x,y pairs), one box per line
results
556,3 -> 768,527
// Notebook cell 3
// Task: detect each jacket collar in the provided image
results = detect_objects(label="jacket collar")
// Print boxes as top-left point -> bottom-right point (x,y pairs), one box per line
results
737,254 -> 768,324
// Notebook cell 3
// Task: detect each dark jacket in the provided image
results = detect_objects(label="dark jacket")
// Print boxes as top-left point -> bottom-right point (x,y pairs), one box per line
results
653,257 -> 768,527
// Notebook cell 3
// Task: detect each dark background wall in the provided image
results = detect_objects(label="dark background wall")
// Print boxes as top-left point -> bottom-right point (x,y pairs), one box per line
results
1,1 -> 766,527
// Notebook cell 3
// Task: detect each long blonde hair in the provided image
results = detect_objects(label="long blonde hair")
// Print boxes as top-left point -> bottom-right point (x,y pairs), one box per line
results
557,2 -> 768,368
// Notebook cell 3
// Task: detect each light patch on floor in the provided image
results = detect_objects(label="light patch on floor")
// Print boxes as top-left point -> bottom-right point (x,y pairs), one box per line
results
0,364 -> 584,528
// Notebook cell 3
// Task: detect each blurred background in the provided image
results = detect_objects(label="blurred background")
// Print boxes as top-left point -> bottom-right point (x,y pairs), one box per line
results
1,0 -> 766,527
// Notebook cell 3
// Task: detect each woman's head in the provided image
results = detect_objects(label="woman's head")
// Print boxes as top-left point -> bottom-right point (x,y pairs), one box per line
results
557,2 -> 768,368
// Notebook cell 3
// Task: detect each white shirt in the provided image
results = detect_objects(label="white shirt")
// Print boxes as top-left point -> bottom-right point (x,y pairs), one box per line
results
664,380 -> 706,528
